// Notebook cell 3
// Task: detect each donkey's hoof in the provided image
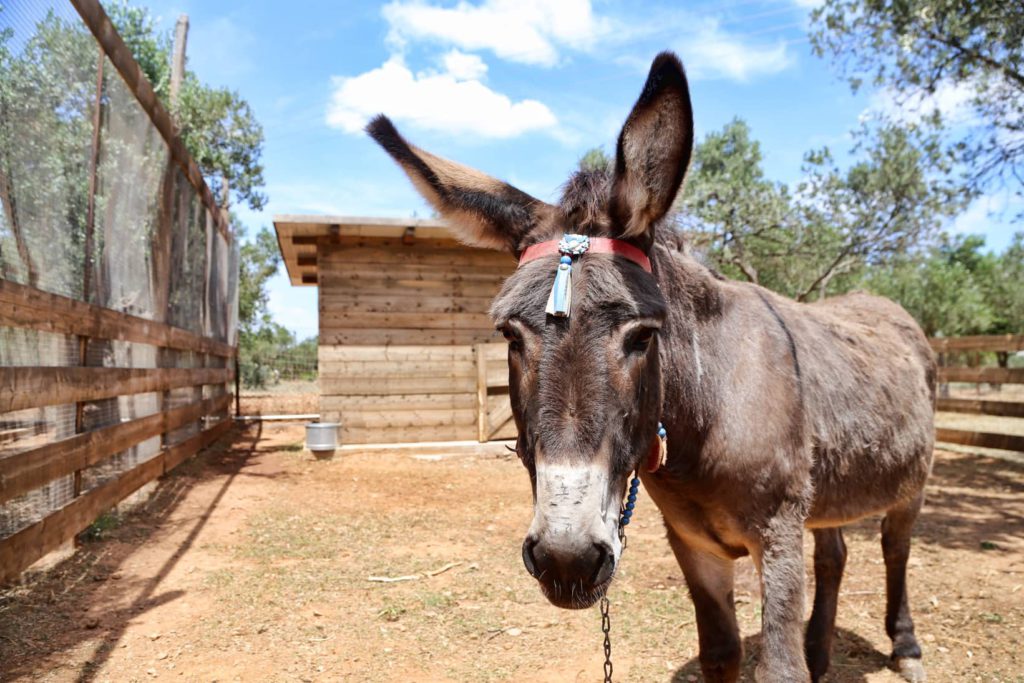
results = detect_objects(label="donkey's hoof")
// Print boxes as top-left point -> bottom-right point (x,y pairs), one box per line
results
893,657 -> 926,682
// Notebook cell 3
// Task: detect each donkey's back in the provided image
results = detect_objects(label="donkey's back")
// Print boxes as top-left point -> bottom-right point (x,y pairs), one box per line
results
785,290 -> 936,525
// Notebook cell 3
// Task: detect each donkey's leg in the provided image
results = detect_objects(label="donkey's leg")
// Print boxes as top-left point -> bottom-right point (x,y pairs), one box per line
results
882,494 -> 926,682
753,505 -> 810,682
805,527 -> 847,682
667,530 -> 742,683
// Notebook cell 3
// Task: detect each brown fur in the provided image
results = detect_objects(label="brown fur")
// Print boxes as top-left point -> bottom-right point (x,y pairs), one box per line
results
368,51 -> 933,683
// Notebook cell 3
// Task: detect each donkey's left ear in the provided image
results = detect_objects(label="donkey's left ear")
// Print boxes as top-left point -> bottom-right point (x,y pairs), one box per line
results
609,52 -> 694,243
367,115 -> 554,254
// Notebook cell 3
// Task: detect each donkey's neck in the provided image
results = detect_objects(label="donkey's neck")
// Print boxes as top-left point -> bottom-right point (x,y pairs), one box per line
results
651,245 -> 726,441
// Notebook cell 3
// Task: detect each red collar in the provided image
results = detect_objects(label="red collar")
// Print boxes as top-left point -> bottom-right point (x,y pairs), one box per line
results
518,237 -> 652,273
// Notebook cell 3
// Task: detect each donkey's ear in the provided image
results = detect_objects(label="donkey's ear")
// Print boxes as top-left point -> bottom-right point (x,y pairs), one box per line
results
609,52 -> 694,242
366,116 -> 553,253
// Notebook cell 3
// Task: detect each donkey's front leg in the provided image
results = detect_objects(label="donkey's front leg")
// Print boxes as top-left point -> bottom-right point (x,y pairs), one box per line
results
667,530 -> 742,683
752,504 -> 811,682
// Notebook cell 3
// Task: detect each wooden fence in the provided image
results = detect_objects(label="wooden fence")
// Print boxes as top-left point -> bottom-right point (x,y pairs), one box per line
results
932,334 -> 1024,453
0,1 -> 236,584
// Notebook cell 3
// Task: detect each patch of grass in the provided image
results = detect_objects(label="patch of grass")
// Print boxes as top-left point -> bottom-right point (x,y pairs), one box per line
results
281,442 -> 304,452
80,511 -> 121,541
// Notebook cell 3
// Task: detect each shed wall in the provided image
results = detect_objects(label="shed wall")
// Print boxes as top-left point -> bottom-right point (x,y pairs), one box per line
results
317,238 -> 515,443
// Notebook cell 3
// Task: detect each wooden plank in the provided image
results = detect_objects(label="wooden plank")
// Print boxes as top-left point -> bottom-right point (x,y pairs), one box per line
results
69,0 -> 231,244
163,417 -> 232,471
938,367 -> 1024,384
936,398 -> 1024,418
318,292 -> 496,313
319,311 -> 494,330
318,345 -> 473,362
319,376 -> 476,396
0,417 -> 231,584
340,409 -> 477,429
475,344 -> 487,442
0,367 -> 233,412
320,394 -> 477,412
319,246 -> 513,268
481,343 -> 508,363
321,329 -> 500,346
319,362 -> 475,378
317,276 -> 494,296
486,364 -> 510,388
340,423 -> 476,445
936,428 -> 1024,453
0,394 -> 230,505
487,399 -> 515,439
0,280 -> 236,357
930,334 -> 1024,353
318,264 -> 510,283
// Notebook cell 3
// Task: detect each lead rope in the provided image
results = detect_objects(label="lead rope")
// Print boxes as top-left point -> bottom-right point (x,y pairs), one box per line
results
602,471 -> 641,683
601,423 -> 665,682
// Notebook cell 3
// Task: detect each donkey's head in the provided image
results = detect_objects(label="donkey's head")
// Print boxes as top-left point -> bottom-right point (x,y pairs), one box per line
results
368,52 -> 693,608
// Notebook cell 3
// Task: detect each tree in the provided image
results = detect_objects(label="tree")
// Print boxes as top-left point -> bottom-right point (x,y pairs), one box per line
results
978,232 -> 1024,334
791,122 -> 964,300
675,119 -> 961,300
674,119 -> 793,287
237,224 -> 282,336
810,0 -> 1024,209
106,2 -> 267,211
860,234 -> 995,337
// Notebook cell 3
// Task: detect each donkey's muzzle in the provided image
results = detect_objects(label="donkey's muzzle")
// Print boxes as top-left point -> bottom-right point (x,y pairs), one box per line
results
522,535 -> 615,608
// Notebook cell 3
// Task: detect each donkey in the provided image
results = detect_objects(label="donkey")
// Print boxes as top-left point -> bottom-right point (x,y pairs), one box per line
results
367,52 -> 935,683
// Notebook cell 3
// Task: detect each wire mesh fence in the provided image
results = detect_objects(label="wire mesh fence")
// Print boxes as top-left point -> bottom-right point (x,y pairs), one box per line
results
237,345 -> 319,417
0,1 -> 238,542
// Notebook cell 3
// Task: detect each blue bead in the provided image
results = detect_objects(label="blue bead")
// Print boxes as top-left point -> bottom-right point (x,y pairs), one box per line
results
625,504 -> 634,512
658,427 -> 667,438
627,495 -> 637,504
559,255 -> 572,265
620,517 -> 630,526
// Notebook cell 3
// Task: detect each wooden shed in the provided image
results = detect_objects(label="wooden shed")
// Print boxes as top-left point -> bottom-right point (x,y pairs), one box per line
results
273,216 -> 517,444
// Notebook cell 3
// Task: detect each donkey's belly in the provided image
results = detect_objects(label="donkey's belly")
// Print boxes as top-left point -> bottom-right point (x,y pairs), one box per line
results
806,441 -> 933,527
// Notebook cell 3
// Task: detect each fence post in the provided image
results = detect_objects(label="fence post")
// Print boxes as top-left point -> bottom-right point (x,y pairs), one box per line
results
235,355 -> 241,418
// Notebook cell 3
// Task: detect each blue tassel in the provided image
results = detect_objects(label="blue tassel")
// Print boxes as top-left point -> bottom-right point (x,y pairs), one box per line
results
545,256 -> 573,317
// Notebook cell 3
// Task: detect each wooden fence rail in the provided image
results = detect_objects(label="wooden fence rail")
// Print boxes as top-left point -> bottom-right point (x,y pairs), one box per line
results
932,334 -> 1024,454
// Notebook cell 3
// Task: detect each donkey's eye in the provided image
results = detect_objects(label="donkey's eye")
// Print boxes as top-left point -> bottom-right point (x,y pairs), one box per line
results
500,326 -> 523,352
626,328 -> 656,355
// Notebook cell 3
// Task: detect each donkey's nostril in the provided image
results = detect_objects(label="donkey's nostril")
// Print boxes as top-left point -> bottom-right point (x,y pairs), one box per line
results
522,537 -> 541,578
592,542 -> 615,586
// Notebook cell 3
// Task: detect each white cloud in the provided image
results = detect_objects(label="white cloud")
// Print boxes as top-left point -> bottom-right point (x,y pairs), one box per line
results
865,80 -> 980,127
382,0 -> 611,67
677,20 -> 794,82
325,55 -> 557,138
441,49 -> 488,80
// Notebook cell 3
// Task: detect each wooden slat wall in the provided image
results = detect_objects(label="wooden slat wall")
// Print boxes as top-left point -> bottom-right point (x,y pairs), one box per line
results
317,239 -> 514,443
317,240 -> 513,348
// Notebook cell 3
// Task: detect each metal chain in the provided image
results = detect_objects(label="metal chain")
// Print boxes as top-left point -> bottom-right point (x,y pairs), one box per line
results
601,596 -> 613,683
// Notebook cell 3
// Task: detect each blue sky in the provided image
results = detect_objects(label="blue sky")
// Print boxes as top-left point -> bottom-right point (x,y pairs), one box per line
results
135,0 -> 1021,340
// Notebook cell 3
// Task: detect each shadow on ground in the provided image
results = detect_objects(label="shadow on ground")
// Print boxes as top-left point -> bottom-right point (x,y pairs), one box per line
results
843,450 -> 1024,554
0,423 -> 270,682
670,628 -> 897,682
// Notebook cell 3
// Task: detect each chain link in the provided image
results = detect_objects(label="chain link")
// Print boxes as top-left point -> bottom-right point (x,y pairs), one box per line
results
601,596 -> 613,683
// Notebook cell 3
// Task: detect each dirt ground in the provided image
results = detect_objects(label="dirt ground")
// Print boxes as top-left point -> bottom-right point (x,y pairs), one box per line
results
1,424 -> 1022,682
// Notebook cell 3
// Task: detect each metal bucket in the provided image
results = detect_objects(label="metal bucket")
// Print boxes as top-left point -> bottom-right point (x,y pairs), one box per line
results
306,422 -> 340,457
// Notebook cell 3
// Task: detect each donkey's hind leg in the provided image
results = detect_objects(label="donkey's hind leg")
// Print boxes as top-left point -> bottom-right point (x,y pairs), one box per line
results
805,527 -> 847,682
882,494 -> 926,682
667,530 -> 742,683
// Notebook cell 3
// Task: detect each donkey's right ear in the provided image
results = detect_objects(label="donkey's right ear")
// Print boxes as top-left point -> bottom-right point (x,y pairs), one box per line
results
366,116 -> 554,254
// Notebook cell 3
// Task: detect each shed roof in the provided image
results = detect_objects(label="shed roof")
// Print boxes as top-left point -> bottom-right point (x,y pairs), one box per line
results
272,215 -> 458,286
